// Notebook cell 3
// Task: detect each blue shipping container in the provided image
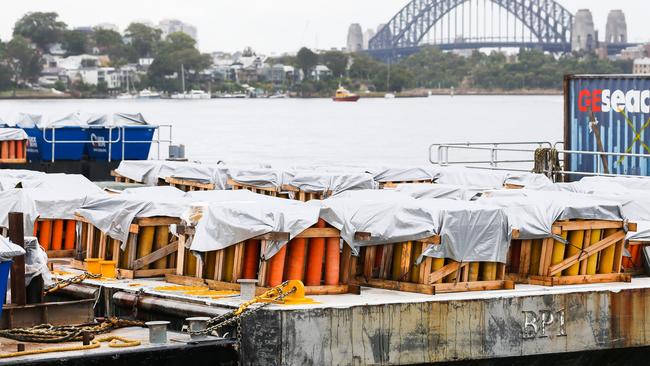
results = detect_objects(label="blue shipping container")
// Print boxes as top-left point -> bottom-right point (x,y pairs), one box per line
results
566,75 -> 650,176
23,127 -> 88,161
87,126 -> 157,161
0,261 -> 11,318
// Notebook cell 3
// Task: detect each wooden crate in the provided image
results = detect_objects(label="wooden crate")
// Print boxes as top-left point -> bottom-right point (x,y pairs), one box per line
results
110,170 -> 141,184
75,214 -> 180,279
623,241 -> 650,275
507,220 -> 635,286
166,223 -> 355,295
378,179 -> 434,189
228,178 -> 291,198
165,177 -> 215,192
33,218 -> 77,258
351,233 -> 514,295
0,139 -> 27,164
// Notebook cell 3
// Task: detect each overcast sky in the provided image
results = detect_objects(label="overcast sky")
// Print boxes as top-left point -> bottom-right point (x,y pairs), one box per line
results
1,0 -> 648,54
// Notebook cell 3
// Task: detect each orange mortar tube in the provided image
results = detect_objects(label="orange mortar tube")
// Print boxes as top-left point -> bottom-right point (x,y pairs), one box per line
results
8,141 -> 15,159
285,238 -> 307,281
305,220 -> 326,286
50,220 -> 64,251
38,220 -> 53,250
64,220 -> 76,250
33,220 -> 39,236
0,142 -> 8,160
324,237 -> 340,285
242,239 -> 261,279
266,245 -> 287,287
16,140 -> 24,160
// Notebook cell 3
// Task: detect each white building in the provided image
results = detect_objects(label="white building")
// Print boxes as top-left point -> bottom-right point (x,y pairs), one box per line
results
158,19 -> 198,42
633,58 -> 650,75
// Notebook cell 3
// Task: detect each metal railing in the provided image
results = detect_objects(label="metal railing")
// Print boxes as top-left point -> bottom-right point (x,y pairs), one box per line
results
41,124 -> 173,162
429,142 -> 553,172
429,141 -> 650,180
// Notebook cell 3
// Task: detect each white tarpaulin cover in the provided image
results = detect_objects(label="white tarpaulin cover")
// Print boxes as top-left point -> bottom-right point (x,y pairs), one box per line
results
77,187 -> 191,245
286,170 -> 377,196
16,113 -> 43,128
229,168 -> 287,189
87,113 -> 151,126
0,236 -> 26,262
188,190 -> 320,258
581,176 -> 650,191
114,160 -> 190,185
366,167 -> 439,183
314,190 -> 511,263
434,166 -> 552,189
168,163 -> 229,190
0,128 -> 28,141
395,183 -> 485,201
477,190 -> 624,240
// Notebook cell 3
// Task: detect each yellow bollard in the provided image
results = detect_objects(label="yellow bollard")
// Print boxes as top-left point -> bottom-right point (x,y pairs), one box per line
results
563,230 -> 585,276
598,229 -> 617,274
551,231 -> 569,277
431,258 -> 445,284
85,258 -> 101,275
100,260 -> 117,278
152,226 -> 169,270
480,262 -> 497,281
586,230 -> 601,275
136,227 -> 155,270
468,262 -> 480,282
529,239 -> 543,275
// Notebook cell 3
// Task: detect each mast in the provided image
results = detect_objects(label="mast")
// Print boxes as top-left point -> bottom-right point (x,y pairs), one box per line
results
181,64 -> 186,94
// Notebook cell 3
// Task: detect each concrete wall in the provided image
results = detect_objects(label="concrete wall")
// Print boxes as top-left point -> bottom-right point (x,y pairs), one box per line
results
242,287 -> 650,365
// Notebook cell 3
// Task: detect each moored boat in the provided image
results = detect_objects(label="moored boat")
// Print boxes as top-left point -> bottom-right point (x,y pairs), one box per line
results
332,86 -> 360,102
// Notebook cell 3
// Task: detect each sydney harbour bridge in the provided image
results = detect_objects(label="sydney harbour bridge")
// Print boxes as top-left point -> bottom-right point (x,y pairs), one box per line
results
366,0 -> 636,61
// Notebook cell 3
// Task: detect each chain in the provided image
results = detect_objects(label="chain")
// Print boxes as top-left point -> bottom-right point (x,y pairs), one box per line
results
0,318 -> 144,343
191,283 -> 297,338
44,272 -> 102,295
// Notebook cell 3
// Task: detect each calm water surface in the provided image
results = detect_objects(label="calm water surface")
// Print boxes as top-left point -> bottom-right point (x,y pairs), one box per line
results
0,96 -> 563,167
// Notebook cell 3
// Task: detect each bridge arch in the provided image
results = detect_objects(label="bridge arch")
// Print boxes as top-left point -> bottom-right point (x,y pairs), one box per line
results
369,0 -> 573,51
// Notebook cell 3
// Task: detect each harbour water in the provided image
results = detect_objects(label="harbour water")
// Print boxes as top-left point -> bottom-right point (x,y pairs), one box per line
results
0,95 -> 563,166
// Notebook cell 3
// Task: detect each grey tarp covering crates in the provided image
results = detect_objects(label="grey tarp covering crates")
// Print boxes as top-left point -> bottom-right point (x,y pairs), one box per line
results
228,168 -> 287,189
114,160 -> 191,185
395,183 -> 485,200
476,190 -> 625,240
433,166 -> 552,189
286,170 -> 378,196
168,163 -> 230,190
366,167 -> 440,183
187,190 -> 320,258
314,190 -> 511,263
0,128 -> 28,141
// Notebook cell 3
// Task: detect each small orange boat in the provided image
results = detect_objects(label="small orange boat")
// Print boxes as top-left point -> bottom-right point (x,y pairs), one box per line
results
332,86 -> 360,102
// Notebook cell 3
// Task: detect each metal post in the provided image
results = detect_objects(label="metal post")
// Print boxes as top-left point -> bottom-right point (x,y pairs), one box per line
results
51,128 -> 56,163
122,127 -> 126,161
108,126 -> 112,163
9,212 -> 26,305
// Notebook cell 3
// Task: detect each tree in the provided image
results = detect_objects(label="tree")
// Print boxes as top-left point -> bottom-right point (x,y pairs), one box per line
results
321,51 -> 348,78
62,30 -> 88,55
5,36 -> 42,85
125,23 -> 162,60
13,12 -> 67,50
94,29 -> 129,66
295,47 -> 318,80
148,32 -> 212,92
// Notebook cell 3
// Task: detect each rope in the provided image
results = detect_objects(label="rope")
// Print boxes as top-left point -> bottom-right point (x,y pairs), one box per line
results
0,335 -> 140,359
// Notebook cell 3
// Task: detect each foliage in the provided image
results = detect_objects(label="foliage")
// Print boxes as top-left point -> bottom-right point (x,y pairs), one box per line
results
5,35 -> 42,84
62,30 -> 88,56
13,12 -> 67,50
296,47 -> 318,79
124,23 -> 162,60
93,29 -> 131,66
320,51 -> 348,78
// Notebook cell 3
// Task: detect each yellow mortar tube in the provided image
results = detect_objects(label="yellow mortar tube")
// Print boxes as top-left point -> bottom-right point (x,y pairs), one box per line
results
444,259 -> 457,283
529,239 -> 543,275
598,228 -> 617,274
586,229 -> 602,275
409,242 -> 422,283
480,262 -> 497,281
563,230 -> 585,276
431,258 -> 445,284
468,262 -> 480,282
551,231 -> 569,277
391,243 -> 404,281
185,249 -> 197,276
152,226 -> 169,270
223,245 -> 236,282
136,226 -> 155,270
